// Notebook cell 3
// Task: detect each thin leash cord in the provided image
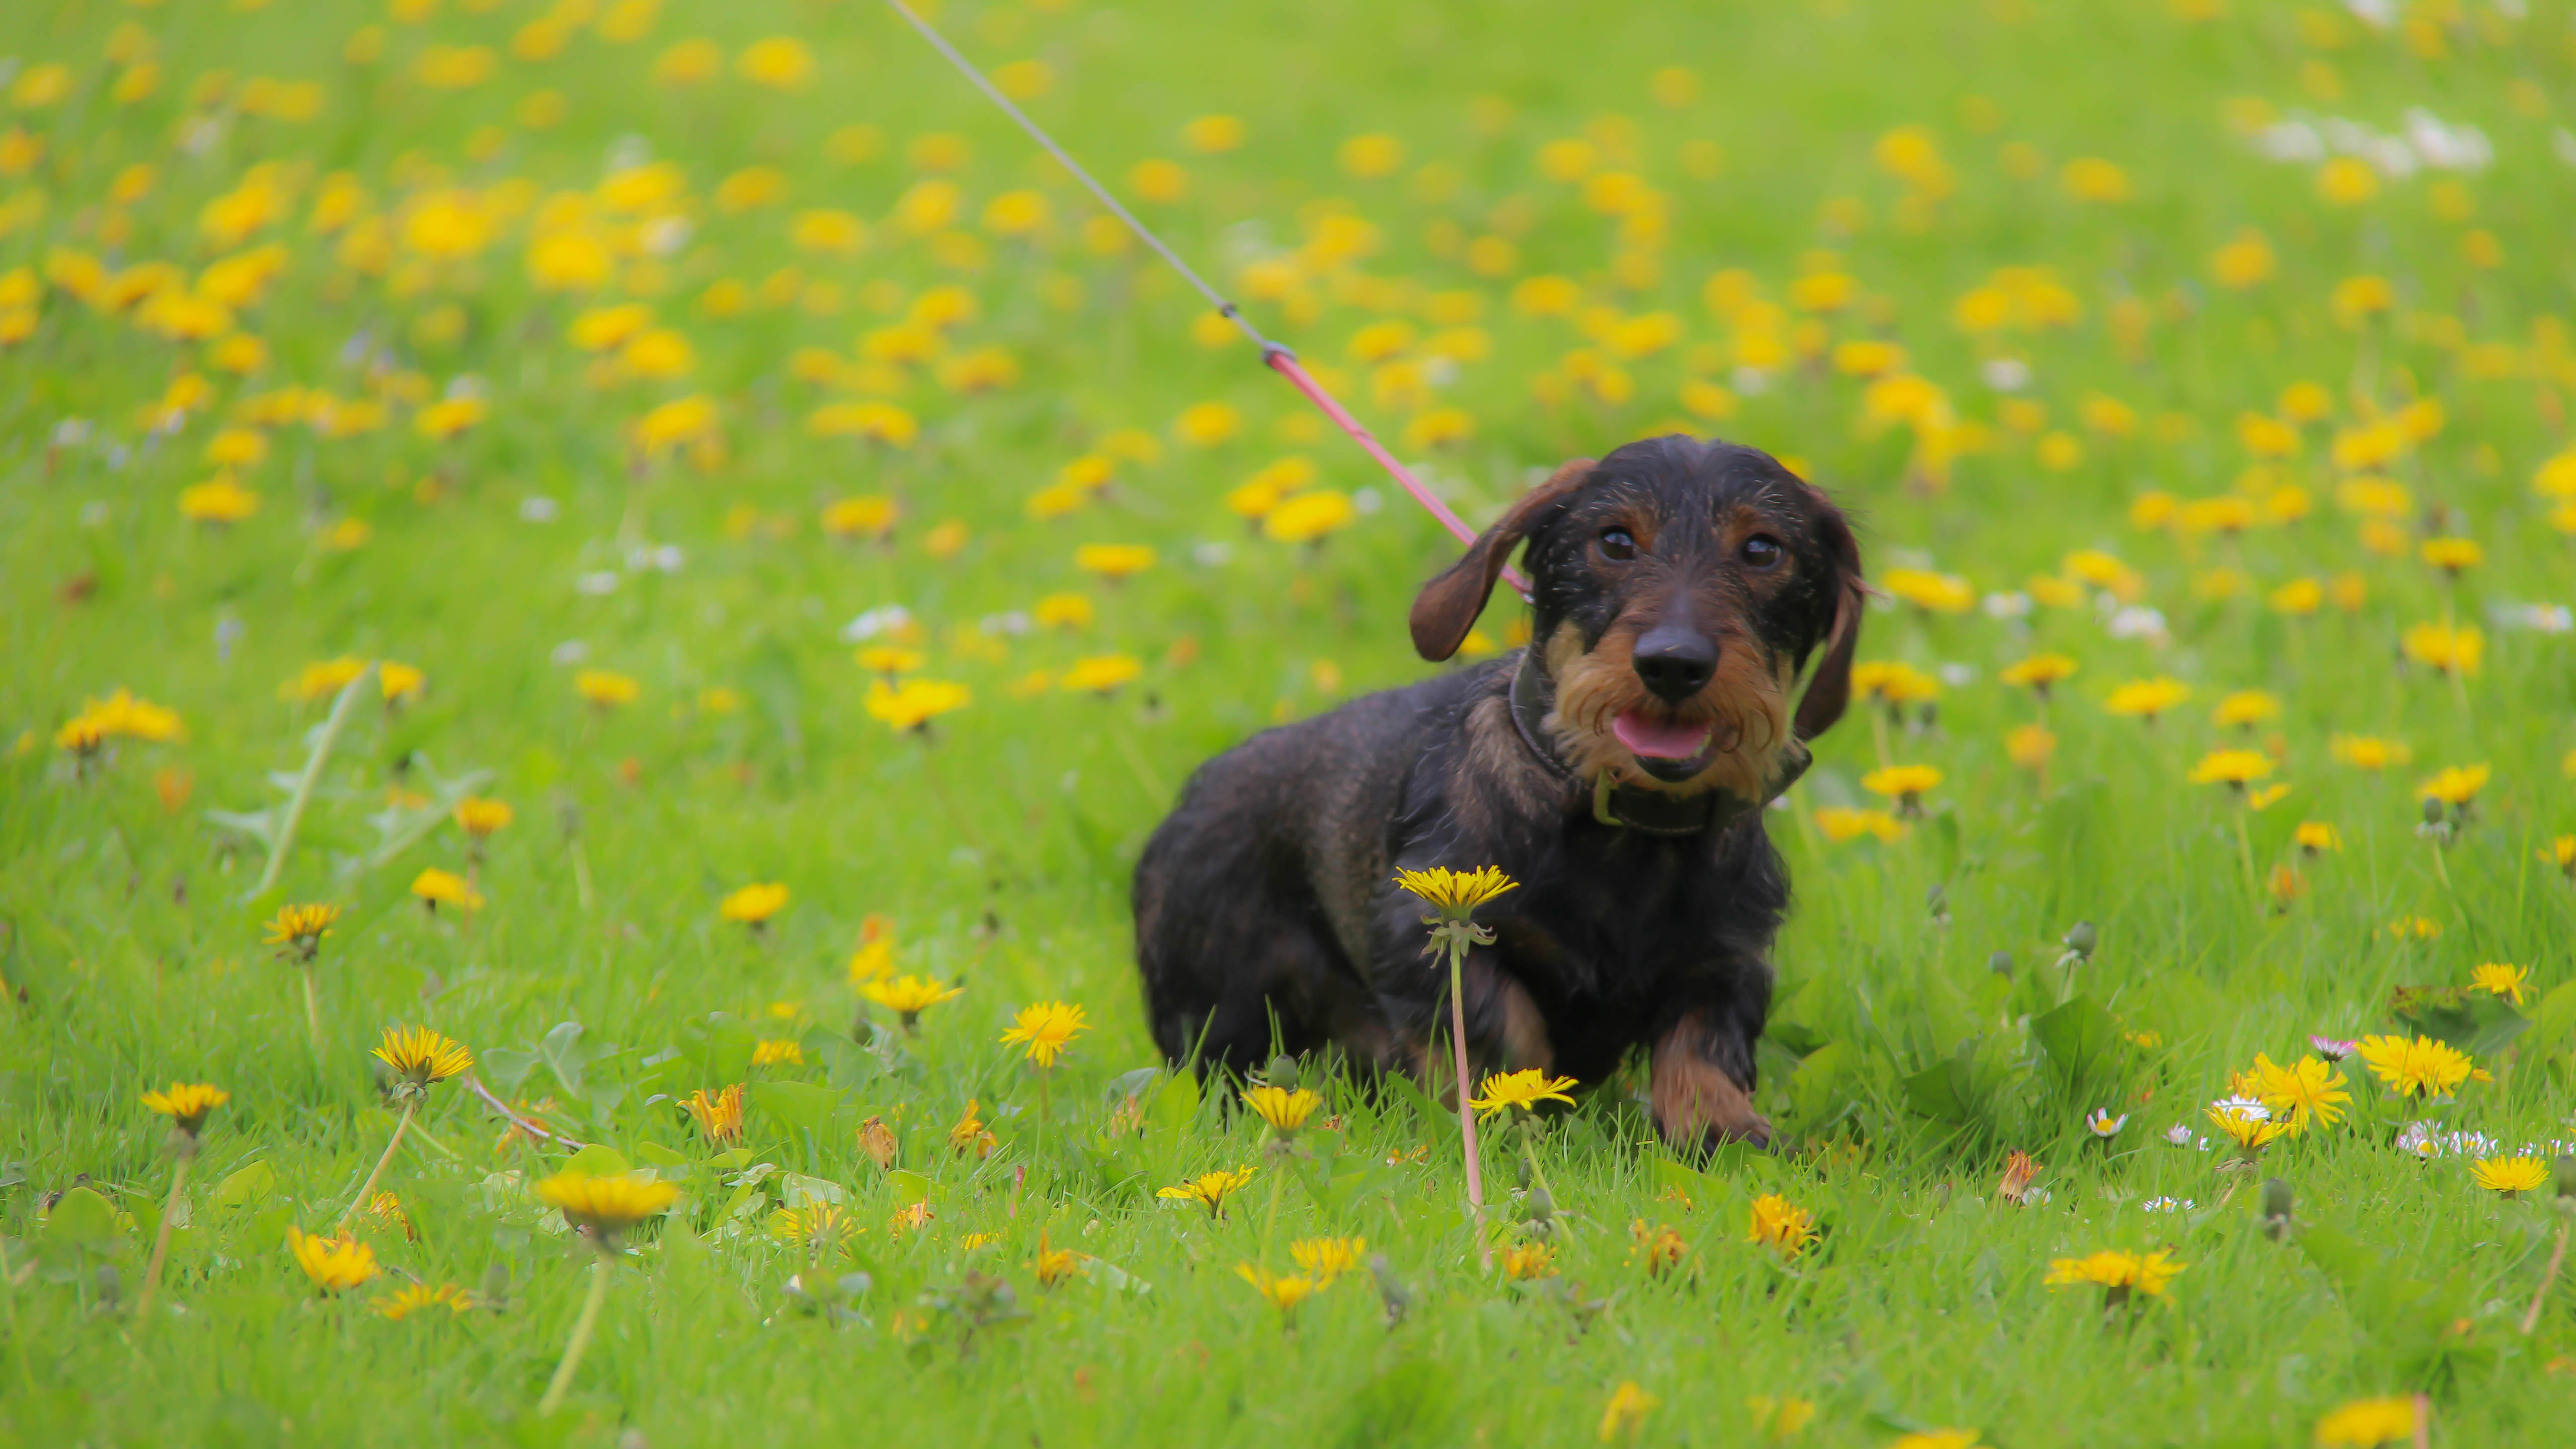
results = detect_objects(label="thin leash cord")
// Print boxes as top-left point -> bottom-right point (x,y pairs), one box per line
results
881,0 -> 1528,591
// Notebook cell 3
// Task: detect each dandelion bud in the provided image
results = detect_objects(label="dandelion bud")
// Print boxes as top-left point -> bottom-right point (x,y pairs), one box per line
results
1266,1053 -> 1299,1091
2063,920 -> 2097,958
2421,796 -> 2445,827
1515,1154 -> 1533,1191
1527,1186 -> 1554,1221
1368,1252 -> 1413,1325
2260,1178 -> 2293,1239
1989,950 -> 2013,978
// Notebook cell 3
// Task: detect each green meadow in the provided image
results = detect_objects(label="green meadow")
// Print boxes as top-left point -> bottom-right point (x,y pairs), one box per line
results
3,0 -> 2575,1443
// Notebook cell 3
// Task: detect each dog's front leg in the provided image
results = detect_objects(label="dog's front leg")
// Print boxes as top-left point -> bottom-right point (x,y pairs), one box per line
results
1650,1006 -> 1771,1152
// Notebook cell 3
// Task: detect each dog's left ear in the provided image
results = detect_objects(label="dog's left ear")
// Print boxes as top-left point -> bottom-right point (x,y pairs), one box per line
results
1791,496 -> 1864,741
1409,458 -> 1593,662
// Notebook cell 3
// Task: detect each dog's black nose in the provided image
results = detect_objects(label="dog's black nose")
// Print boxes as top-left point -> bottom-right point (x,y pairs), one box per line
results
1632,622 -> 1717,703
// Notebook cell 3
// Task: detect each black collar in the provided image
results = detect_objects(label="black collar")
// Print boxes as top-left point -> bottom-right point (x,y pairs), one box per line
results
1506,652 -> 1809,837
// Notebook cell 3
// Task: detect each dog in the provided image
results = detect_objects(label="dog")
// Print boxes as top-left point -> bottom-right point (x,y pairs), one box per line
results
1132,435 -> 1861,1151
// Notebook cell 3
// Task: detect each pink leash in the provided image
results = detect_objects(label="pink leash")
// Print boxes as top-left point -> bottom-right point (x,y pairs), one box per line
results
883,0 -> 1530,597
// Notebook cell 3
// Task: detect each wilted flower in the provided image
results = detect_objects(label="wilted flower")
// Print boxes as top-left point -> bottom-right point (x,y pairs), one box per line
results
684,1084 -> 746,1145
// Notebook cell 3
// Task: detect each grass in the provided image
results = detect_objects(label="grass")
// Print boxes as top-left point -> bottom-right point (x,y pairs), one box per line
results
4,0 -> 2576,1443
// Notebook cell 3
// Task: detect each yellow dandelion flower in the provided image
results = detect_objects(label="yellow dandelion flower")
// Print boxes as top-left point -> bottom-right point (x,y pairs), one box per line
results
453,796 -> 512,839
287,1226 -> 379,1293
860,974 -> 965,1027
2416,764 -> 2490,807
2105,676 -> 2191,721
409,867 -> 484,912
1745,1194 -> 1819,1260
535,1169 -> 679,1234
2187,749 -> 2273,788
372,1281 -> 474,1320
1467,1069 -> 1579,1119
2469,1155 -> 2548,1196
1243,1084 -> 1323,1133
1598,1381 -> 1660,1444
2468,963 -> 2530,1007
1288,1236 -> 1365,1284
1999,653 -> 2079,692
684,1084 -> 745,1145
1390,865 -> 1519,920
720,882 -> 789,926
1502,1240 -> 1559,1280
141,1082 -> 230,1135
373,1026 -> 474,1088
999,1000 -> 1088,1067
1233,1262 -> 1318,1313
2354,1035 -> 2473,1099
2248,1054 -> 2348,1132
2314,1397 -> 2417,1448
1159,1166 -> 1256,1217
263,902 -> 341,961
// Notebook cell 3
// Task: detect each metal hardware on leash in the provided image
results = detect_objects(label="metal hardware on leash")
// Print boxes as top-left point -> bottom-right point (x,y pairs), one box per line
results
882,0 -> 1531,597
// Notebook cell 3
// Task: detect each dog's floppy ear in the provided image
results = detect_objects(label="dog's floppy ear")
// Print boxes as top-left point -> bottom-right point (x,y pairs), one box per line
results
1409,459 -> 1593,662
1791,496 -> 1864,742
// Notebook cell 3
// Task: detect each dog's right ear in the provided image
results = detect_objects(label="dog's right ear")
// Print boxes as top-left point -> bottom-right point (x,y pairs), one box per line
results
1409,459 -> 1592,662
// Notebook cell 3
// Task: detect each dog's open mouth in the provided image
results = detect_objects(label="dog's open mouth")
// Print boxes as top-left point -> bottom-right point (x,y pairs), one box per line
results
1610,711 -> 1739,783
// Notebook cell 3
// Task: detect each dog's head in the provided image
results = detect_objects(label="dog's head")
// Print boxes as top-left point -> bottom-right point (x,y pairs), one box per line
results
1411,435 -> 1862,798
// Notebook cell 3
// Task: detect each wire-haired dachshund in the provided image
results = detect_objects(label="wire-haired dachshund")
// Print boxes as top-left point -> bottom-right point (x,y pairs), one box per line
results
1132,435 -> 1862,1151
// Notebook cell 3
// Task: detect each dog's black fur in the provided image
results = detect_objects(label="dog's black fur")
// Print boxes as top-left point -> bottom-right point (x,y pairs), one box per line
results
1132,435 -> 1861,1150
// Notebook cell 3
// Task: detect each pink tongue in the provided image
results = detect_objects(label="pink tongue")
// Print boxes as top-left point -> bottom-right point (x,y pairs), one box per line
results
1611,712 -> 1712,760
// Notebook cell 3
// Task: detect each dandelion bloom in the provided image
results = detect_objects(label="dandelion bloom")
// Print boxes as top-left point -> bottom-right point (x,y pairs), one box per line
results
1998,653 -> 2078,693
1628,1218 -> 1688,1272
2353,1035 -> 2473,1099
453,796 -> 512,839
865,678 -> 971,731
1467,1069 -> 1579,1119
1288,1236 -> 1365,1283
1597,1381 -> 1660,1444
2104,676 -> 2190,721
2330,735 -> 2410,770
999,1000 -> 1088,1067
574,669 -> 642,708
1032,1238 -> 1086,1288
685,1084 -> 745,1144
2005,724 -> 2056,771
1059,654 -> 1144,694
2415,764 -> 2490,807
1073,543 -> 1157,580
2313,1397 -> 2417,1448
1160,1166 -> 1256,1217
1391,865 -> 1519,919
860,973 -> 964,1028
410,867 -> 485,913
1860,764 -> 1942,810
2469,963 -> 2530,1007
373,1282 -> 473,1320
287,1227 -> 379,1292
1851,660 -> 1942,706
374,1026 -> 474,1088
948,1099 -> 996,1158
1232,1262 -> 1318,1313
1264,490 -> 1357,544
751,1039 -> 804,1068
2400,622 -> 2482,677
2295,822 -> 2341,854
2210,690 -> 2279,729
2469,1155 -> 2548,1196
1502,1241 -> 1559,1280
2205,1101 -> 2287,1156
2044,1248 -> 2185,1301
720,882 -> 789,926
2248,1054 -> 2348,1132
2186,749 -> 2273,788
1242,1084 -> 1323,1133
2418,537 -> 2481,572
1890,1433 -> 1984,1449
263,902 -> 341,961
1878,567 -> 1974,613
141,1082 -> 230,1135
1744,1194 -> 1818,1260
1815,806 -> 1907,843
536,1169 -> 679,1235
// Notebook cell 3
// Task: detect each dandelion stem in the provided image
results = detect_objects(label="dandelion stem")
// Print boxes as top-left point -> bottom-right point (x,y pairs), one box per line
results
299,965 -> 323,1056
254,664 -> 373,899
2520,1216 -> 2571,1336
537,1247 -> 616,1415
340,1097 -> 418,1229
1260,1169 -> 1287,1271
2233,805 -> 2257,901
135,1154 -> 191,1322
1444,938 -> 1488,1255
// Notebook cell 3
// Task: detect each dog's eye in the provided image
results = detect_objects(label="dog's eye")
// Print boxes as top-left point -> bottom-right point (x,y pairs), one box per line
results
1598,528 -> 1638,562
1740,535 -> 1784,568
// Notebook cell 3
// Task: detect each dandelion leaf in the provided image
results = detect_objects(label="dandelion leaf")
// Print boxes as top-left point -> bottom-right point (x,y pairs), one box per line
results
2031,994 -> 2123,1087
41,1185 -> 125,1254
2387,984 -> 2529,1058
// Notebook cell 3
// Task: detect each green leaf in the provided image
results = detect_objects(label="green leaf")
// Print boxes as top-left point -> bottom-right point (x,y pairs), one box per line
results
1900,1041 -> 1981,1125
2031,995 -> 2123,1086
1148,1070 -> 1199,1134
887,1169 -> 932,1206
479,1047 -> 539,1095
211,1160 -> 277,1211
778,1172 -> 844,1208
538,1020 -> 608,1096
1784,1041 -> 1854,1126
750,1080 -> 837,1136
634,1141 -> 687,1169
43,1186 -> 123,1251
2526,981 -> 2576,1062
562,1144 -> 631,1177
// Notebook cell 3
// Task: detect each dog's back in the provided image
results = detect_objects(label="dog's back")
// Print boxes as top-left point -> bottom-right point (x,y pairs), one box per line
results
1134,661 -> 1504,1070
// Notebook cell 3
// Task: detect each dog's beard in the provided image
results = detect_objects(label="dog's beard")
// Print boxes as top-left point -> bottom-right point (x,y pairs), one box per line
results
1541,622 -> 1795,800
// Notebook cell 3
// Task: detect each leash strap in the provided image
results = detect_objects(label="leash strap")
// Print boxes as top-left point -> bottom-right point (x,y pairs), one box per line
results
884,0 -> 1530,595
